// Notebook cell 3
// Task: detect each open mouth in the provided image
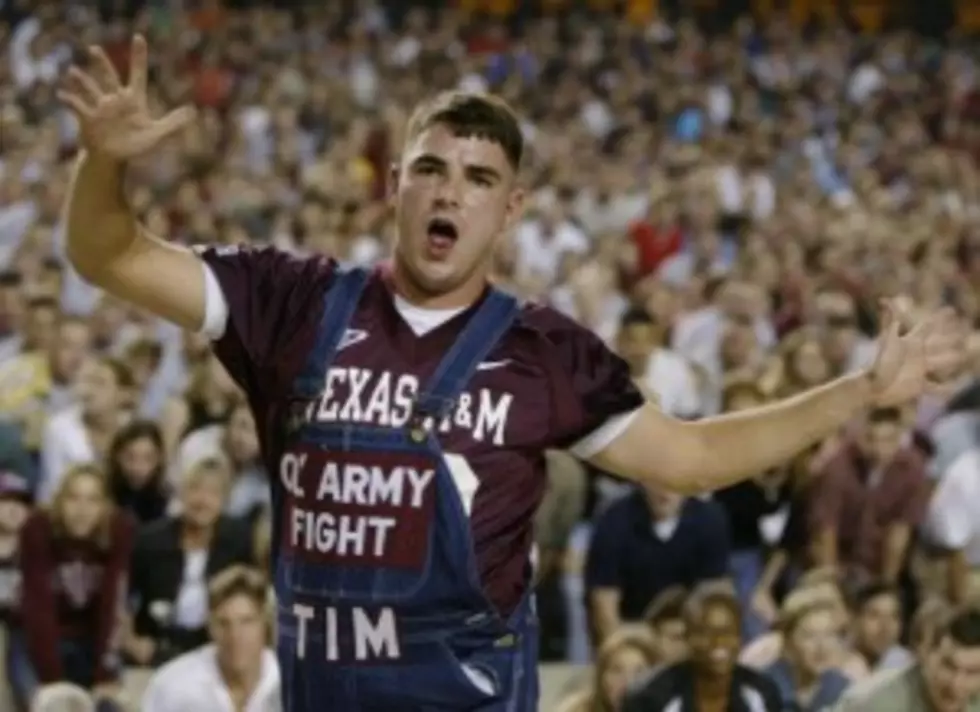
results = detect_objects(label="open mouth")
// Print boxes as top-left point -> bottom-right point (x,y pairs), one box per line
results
425,217 -> 459,258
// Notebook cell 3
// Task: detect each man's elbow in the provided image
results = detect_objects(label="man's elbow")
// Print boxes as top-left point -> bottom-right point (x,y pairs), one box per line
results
592,413 -> 713,494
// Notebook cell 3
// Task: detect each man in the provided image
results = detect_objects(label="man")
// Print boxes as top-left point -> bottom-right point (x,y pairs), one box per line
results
808,407 -> 930,587
926,443 -> 980,603
852,582 -> 914,673
833,605 -> 980,712
586,483 -> 730,644
58,35 -> 963,711
617,307 -> 700,418
642,585 -> 691,665
622,582 -> 781,711
141,566 -> 280,712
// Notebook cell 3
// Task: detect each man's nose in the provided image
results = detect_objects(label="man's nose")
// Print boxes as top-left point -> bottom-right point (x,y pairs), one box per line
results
433,176 -> 461,208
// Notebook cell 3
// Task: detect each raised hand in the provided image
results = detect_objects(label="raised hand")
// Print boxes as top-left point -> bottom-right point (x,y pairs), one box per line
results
57,35 -> 194,161
867,298 -> 967,407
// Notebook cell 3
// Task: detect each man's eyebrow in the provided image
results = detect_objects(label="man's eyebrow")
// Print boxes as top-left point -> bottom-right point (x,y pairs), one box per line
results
466,164 -> 502,183
410,154 -> 503,182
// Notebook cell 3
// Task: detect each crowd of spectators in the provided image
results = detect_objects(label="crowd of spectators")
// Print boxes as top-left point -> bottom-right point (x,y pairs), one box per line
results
1,0 -> 980,710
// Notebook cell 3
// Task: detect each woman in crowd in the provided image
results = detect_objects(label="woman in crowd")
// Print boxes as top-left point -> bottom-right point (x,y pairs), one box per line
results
106,420 -> 170,525
763,587 -> 850,711
125,456 -> 254,666
741,573 -> 868,680
159,351 -> 239,456
38,357 -> 134,503
11,464 -> 133,709
556,626 -> 658,712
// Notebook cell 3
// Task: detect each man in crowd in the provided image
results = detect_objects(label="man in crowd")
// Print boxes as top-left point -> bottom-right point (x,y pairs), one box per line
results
587,483 -> 730,644
141,565 -> 280,712
833,605 -> 980,712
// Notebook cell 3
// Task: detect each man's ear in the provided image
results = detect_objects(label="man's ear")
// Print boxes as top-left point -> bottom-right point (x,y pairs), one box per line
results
503,186 -> 526,232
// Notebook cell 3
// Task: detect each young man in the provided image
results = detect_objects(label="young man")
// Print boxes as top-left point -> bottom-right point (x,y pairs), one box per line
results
58,36 -> 965,712
834,605 -> 980,712
141,566 -> 280,712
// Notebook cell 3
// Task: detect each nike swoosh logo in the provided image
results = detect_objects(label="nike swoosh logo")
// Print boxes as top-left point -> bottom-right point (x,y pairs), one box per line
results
337,329 -> 369,352
476,359 -> 511,372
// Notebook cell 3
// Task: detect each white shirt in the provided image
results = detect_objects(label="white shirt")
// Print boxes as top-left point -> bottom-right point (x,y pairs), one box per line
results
925,448 -> 980,565
512,219 -> 590,284
39,405 -> 95,503
141,644 -> 280,712
644,349 -> 701,418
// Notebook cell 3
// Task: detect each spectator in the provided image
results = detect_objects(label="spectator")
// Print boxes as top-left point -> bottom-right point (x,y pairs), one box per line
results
106,420 -> 170,525
910,597 -> 953,661
641,586 -> 690,666
586,483 -> 730,644
763,586 -> 850,711
622,582 -> 781,712
714,381 -> 796,642
126,457 -> 254,667
741,574 -> 868,680
170,399 -> 268,521
555,626 -> 658,712
813,289 -> 877,377
924,439 -> 980,604
141,566 -> 280,712
807,407 -> 930,588
29,682 -> 94,712
38,356 -> 134,503
616,307 -> 700,418
0,469 -> 30,701
0,313 -> 91,453
851,583 -> 914,674
158,352 -> 239,457
832,605 -> 980,712
13,464 -> 133,706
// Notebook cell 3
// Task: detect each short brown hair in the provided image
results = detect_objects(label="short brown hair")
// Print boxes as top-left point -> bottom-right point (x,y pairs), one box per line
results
643,585 -> 688,627
778,585 -> 839,635
406,91 -> 524,170
208,565 -> 268,612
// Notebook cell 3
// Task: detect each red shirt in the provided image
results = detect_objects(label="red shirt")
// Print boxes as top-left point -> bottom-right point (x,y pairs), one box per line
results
628,220 -> 683,277
19,510 -> 134,683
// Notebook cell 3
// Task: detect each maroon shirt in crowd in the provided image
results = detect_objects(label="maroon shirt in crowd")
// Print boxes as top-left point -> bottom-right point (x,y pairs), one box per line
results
806,442 -> 929,578
202,246 -> 643,616
19,510 -> 134,683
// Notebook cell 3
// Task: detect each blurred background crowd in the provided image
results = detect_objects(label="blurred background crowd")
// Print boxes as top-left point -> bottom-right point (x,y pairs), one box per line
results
2,0 -> 980,710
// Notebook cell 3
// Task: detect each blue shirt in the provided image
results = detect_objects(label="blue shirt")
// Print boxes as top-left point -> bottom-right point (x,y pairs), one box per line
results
764,658 -> 850,712
585,489 -> 730,620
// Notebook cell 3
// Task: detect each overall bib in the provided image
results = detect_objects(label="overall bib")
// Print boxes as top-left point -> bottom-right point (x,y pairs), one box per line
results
275,268 -> 540,711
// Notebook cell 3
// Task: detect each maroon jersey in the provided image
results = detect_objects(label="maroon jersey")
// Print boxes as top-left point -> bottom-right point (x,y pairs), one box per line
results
203,246 -> 643,614
19,510 -> 133,683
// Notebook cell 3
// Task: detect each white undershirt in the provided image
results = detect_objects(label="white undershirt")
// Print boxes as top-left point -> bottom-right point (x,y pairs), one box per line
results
198,262 -> 637,458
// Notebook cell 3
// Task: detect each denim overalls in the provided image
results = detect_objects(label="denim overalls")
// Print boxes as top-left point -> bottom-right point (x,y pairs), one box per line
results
273,268 -> 539,711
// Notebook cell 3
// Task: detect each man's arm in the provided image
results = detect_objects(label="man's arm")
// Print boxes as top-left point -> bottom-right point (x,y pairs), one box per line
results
881,524 -> 912,585
811,528 -> 839,569
65,152 -> 209,331
588,588 -> 622,645
948,549 -> 969,603
589,373 -> 871,494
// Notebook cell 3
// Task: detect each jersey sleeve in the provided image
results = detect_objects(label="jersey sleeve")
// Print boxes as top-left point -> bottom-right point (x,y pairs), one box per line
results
196,245 -> 336,400
533,307 -> 645,457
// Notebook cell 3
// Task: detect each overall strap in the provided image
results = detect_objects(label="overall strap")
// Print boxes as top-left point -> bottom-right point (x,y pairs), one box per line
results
413,288 -> 520,419
293,266 -> 370,397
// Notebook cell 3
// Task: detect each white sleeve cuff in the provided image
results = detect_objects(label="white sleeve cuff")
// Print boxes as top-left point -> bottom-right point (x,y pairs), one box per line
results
198,261 -> 230,341
569,407 -> 642,460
